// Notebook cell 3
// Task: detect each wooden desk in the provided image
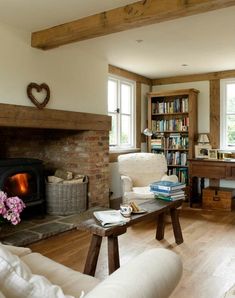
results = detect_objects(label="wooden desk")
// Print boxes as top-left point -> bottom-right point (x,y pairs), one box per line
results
78,199 -> 183,276
188,158 -> 235,206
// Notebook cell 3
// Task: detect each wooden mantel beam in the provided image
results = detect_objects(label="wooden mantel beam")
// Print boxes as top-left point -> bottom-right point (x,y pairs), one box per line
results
0,103 -> 111,131
32,0 -> 235,50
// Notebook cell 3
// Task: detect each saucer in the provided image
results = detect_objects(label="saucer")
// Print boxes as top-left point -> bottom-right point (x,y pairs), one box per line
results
120,212 -> 131,217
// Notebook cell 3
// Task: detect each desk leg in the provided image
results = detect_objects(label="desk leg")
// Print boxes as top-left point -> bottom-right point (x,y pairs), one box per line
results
189,176 -> 198,207
108,235 -> 120,274
200,177 -> 205,202
156,212 -> 165,240
84,234 -> 102,276
170,208 -> 183,245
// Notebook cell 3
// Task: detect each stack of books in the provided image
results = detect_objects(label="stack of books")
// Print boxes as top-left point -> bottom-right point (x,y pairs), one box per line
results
150,180 -> 186,201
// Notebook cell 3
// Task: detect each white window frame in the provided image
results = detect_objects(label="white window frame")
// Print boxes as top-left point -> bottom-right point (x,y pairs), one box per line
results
220,78 -> 235,150
108,75 -> 136,150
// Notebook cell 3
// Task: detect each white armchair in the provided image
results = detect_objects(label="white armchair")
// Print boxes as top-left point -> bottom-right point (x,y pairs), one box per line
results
118,153 -> 178,204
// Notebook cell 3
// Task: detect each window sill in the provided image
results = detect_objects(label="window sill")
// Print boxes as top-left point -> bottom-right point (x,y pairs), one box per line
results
109,148 -> 141,163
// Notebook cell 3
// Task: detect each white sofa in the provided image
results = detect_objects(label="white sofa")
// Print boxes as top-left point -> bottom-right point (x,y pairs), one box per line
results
0,243 -> 182,298
118,153 -> 178,204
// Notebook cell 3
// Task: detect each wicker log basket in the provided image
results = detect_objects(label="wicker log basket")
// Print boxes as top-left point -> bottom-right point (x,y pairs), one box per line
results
46,176 -> 88,215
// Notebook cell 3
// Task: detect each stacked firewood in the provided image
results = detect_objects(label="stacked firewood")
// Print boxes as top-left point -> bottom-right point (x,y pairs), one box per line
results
47,169 -> 86,184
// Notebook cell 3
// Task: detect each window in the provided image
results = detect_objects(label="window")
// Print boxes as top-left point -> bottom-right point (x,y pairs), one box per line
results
220,79 -> 235,149
108,76 -> 135,149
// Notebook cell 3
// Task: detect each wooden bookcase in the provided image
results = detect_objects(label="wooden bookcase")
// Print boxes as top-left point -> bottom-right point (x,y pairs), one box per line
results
147,88 -> 199,185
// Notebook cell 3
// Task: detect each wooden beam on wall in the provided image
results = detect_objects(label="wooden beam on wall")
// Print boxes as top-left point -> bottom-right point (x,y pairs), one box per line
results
209,79 -> 220,188
31,0 -> 235,50
152,69 -> 235,85
0,103 -> 111,131
109,65 -> 151,85
209,79 -> 220,149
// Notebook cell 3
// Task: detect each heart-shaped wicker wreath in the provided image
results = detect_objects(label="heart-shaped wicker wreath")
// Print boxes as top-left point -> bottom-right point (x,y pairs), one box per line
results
27,82 -> 50,109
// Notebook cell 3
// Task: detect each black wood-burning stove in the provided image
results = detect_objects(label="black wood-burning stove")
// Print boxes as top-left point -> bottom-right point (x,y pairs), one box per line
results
0,158 -> 45,213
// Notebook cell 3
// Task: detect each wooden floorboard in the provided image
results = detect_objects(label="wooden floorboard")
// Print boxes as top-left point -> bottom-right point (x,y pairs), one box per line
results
29,207 -> 235,297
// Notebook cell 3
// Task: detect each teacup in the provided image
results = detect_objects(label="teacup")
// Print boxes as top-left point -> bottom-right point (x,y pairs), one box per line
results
120,204 -> 132,217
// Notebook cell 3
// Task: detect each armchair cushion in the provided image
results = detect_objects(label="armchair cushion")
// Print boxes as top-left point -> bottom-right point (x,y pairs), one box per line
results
0,244 -> 75,298
22,253 -> 99,297
0,244 -> 182,298
118,153 -> 167,187
1,243 -> 31,258
161,174 -> 178,183
85,248 -> 182,298
124,188 -> 154,205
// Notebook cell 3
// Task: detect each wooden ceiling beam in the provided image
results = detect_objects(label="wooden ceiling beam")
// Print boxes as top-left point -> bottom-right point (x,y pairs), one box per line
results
109,65 -> 152,85
152,69 -> 235,85
31,0 -> 235,50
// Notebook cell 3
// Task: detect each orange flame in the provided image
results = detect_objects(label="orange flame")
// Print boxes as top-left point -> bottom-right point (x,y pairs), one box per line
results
10,173 -> 29,195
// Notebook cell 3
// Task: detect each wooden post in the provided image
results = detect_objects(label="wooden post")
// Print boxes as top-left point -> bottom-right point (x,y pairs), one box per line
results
209,79 -> 220,188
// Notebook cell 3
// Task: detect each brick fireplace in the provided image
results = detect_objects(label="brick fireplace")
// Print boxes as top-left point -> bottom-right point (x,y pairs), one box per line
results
0,103 -> 111,208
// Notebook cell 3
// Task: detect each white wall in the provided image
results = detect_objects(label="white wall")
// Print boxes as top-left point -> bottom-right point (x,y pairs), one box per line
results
0,23 -> 107,114
152,81 -> 210,133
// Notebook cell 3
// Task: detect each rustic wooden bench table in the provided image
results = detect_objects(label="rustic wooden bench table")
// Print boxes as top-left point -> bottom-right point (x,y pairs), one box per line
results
78,199 -> 183,276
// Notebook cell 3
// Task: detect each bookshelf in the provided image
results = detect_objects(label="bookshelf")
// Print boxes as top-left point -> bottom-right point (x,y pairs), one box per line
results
147,88 -> 199,186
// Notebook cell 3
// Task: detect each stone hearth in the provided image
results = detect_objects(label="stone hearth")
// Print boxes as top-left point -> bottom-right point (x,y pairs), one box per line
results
0,207 -> 107,246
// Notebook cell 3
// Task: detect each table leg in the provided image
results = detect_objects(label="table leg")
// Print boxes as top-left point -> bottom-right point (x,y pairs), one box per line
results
108,235 -> 120,274
84,234 -> 102,276
170,208 -> 183,244
156,212 -> 165,240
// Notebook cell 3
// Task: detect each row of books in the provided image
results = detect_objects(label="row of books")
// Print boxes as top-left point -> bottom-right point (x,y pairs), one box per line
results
152,117 -> 189,132
165,134 -> 189,149
151,134 -> 189,150
152,97 -> 189,114
167,151 -> 188,166
167,168 -> 188,184
151,138 -> 163,149
150,180 -> 186,201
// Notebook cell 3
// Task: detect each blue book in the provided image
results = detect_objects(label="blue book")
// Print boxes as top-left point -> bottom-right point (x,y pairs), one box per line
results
155,194 -> 185,202
152,189 -> 185,196
150,180 -> 186,191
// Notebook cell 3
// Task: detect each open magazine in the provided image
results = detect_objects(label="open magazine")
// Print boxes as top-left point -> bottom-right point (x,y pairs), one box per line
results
93,210 -> 130,228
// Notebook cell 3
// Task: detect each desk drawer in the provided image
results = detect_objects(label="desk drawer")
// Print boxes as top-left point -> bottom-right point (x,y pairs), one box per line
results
202,187 -> 235,211
192,164 -> 226,179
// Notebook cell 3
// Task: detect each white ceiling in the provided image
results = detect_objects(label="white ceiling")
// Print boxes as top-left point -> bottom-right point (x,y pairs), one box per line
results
0,0 -> 235,79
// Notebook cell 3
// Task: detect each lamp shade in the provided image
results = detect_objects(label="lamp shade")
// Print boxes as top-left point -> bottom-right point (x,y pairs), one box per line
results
143,128 -> 153,137
197,133 -> 210,144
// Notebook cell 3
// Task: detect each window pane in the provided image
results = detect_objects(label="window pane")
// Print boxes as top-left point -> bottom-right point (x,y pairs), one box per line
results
108,80 -> 117,112
227,84 -> 235,113
227,115 -> 235,146
121,83 -> 131,114
109,113 -> 117,145
120,115 -> 131,145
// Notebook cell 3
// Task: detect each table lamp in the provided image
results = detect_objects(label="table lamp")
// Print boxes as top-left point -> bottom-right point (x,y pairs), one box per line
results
143,128 -> 154,137
197,133 -> 210,145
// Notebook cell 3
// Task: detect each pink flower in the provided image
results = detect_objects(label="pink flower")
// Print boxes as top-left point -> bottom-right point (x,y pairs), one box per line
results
0,191 -> 25,225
